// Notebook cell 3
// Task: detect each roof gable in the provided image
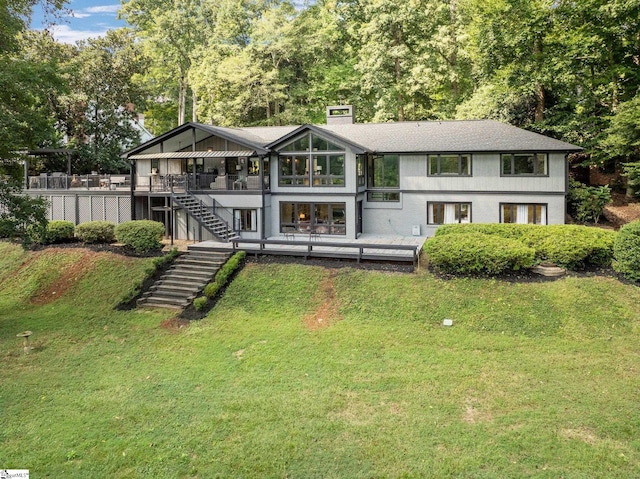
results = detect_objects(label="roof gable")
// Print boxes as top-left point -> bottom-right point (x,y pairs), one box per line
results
122,122 -> 269,158
265,124 -> 369,154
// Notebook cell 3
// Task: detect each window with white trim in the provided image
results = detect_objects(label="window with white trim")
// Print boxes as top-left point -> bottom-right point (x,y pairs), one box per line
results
428,202 -> 471,224
501,203 -> 547,225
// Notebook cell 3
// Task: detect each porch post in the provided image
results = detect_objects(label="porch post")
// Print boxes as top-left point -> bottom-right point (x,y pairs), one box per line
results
260,154 -> 266,240
23,158 -> 29,189
129,159 -> 136,220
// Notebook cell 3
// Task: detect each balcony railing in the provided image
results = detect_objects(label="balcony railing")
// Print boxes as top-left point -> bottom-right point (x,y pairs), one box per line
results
136,174 -> 269,192
26,172 -> 271,193
27,174 -> 131,191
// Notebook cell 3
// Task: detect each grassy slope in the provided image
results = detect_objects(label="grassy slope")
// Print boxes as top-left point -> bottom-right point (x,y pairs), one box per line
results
0,242 -> 639,478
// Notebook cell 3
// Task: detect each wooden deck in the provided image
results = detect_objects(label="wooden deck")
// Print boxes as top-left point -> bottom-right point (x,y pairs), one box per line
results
189,234 -> 426,268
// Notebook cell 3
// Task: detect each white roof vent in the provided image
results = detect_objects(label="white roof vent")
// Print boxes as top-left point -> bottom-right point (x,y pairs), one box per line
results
326,105 -> 355,125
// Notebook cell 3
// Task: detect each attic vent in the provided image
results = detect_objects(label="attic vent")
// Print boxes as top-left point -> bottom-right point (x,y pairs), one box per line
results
326,105 -> 355,125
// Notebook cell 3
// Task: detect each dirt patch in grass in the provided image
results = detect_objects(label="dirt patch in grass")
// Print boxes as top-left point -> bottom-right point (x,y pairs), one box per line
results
159,317 -> 190,332
560,427 -> 598,445
303,270 -> 343,330
31,249 -> 102,305
462,398 -> 493,424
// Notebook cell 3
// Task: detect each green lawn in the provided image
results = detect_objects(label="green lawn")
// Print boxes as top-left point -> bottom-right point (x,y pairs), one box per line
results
1,242 -> 639,478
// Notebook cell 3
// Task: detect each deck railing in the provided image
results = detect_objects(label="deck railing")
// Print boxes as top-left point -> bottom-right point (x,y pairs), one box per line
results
227,238 -> 421,268
27,174 -> 131,190
27,172 -> 270,193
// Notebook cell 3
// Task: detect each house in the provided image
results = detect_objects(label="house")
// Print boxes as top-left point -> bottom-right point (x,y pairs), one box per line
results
121,105 -> 580,242
27,105 -> 580,243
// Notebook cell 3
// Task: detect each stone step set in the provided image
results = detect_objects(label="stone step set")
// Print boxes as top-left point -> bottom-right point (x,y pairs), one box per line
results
137,250 -> 231,310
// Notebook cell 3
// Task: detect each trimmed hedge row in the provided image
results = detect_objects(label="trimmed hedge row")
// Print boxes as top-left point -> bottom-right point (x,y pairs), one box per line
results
613,220 -> 640,282
203,251 -> 247,299
434,223 -> 616,269
193,251 -> 247,310
423,232 -> 535,275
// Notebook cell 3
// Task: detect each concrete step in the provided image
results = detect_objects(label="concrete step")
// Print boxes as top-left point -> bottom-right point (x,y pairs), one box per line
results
158,277 -> 209,286
169,266 -> 220,276
149,283 -> 199,293
176,257 -> 225,266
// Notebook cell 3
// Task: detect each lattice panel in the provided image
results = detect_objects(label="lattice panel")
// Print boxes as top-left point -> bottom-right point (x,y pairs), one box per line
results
118,197 -> 131,222
64,196 -> 76,222
78,196 -> 92,223
105,196 -> 120,223
91,196 -> 105,220
51,196 -> 65,220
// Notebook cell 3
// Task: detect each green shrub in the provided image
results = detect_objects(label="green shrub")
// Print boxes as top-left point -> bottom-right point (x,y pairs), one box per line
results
613,220 -> 640,282
115,220 -> 164,254
423,233 -> 535,275
567,178 -> 612,224
434,223 -> 616,269
0,219 -> 16,239
435,223 -> 536,240
193,296 -> 208,311
203,251 -> 246,299
45,220 -> 75,244
203,282 -> 220,299
75,221 -> 116,243
519,225 -> 616,269
118,248 -> 180,307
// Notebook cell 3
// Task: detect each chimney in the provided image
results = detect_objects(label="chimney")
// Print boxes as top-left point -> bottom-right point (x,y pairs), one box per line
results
326,105 -> 355,125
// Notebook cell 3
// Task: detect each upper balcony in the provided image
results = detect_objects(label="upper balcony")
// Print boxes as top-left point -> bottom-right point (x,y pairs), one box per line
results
25,172 -> 270,194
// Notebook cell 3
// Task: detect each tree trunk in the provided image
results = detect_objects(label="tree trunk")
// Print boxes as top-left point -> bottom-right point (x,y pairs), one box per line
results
533,36 -> 544,122
192,88 -> 197,123
393,27 -> 405,121
178,77 -> 187,125
535,83 -> 545,122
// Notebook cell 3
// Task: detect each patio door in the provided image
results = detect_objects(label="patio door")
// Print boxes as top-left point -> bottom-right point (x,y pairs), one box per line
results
356,200 -> 363,237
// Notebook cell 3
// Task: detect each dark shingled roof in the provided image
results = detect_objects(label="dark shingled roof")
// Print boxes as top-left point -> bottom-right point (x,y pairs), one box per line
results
232,119 -> 580,153
123,119 -> 581,158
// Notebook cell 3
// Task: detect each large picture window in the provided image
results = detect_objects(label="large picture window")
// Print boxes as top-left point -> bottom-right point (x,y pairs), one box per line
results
428,154 -> 471,176
368,155 -> 399,188
501,153 -> 547,176
280,202 -> 346,235
279,133 -> 345,186
428,202 -> 471,224
501,203 -> 547,225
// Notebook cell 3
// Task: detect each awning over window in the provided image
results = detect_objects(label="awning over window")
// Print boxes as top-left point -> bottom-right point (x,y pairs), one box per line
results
128,150 -> 256,160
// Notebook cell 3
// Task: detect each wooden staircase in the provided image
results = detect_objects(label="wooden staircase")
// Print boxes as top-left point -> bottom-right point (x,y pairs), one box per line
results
173,194 -> 240,242
137,250 -> 231,309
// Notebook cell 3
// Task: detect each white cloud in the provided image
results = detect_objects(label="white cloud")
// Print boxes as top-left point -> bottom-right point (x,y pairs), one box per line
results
84,5 -> 121,14
45,24 -> 110,44
70,12 -> 91,18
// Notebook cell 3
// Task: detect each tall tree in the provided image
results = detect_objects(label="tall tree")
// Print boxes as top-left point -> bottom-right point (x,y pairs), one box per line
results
56,29 -> 149,173
0,0 -> 66,245
352,0 -> 470,122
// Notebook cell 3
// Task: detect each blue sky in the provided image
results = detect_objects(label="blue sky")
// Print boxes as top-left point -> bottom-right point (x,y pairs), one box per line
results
32,0 -> 126,44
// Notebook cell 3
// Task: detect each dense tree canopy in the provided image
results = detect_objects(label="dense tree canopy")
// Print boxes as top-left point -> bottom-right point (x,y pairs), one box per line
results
2,0 -> 640,173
